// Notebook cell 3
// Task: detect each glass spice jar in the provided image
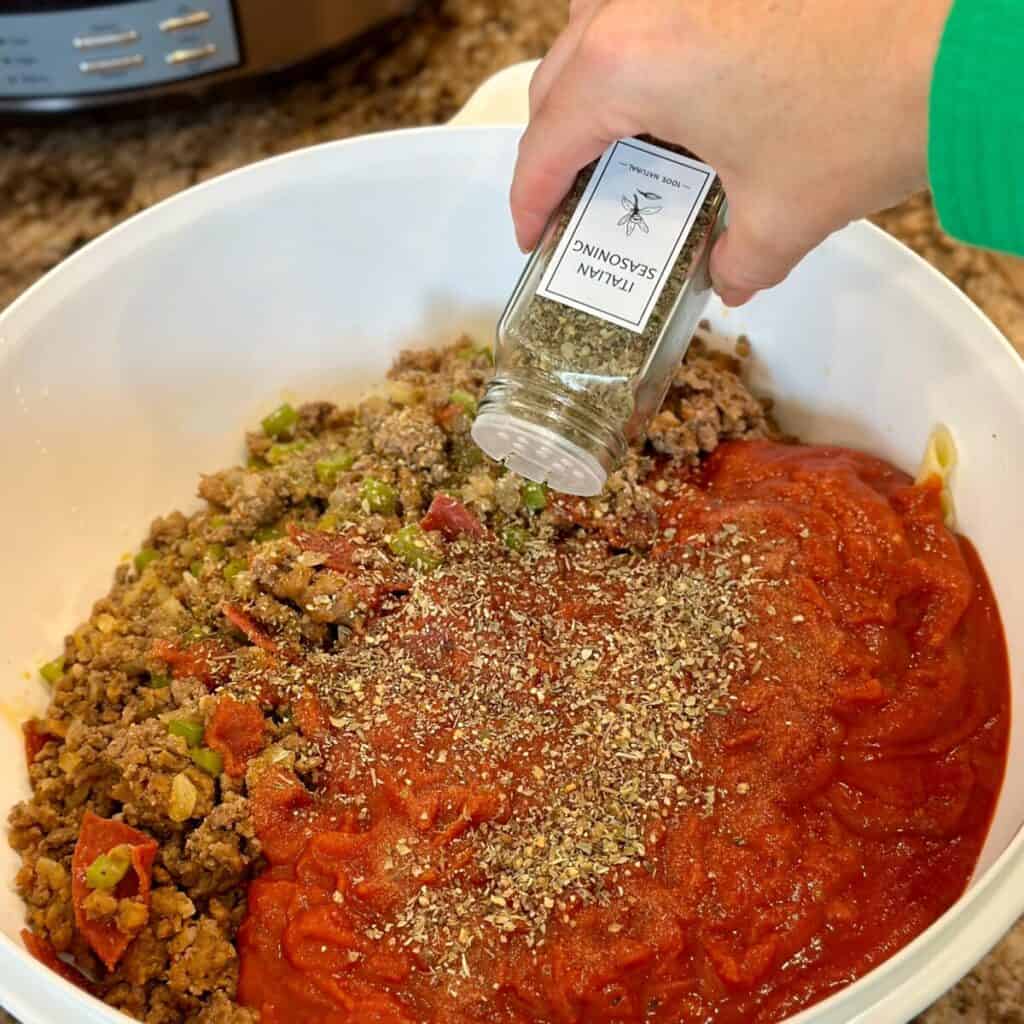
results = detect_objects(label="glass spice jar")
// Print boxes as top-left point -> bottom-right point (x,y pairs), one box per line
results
472,136 -> 726,497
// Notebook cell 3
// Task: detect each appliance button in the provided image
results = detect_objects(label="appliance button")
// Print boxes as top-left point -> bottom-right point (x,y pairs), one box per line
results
79,54 -> 145,73
159,11 -> 212,32
165,43 -> 217,65
73,30 -> 140,50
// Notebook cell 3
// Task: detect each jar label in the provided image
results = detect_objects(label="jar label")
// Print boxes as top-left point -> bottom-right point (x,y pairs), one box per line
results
536,138 -> 717,334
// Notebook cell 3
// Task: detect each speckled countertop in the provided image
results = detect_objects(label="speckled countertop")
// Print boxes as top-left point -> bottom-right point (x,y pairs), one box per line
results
2,2 -> 1023,1021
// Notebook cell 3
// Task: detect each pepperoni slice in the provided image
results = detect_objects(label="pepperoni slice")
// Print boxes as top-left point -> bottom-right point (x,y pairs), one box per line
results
71,812 -> 158,971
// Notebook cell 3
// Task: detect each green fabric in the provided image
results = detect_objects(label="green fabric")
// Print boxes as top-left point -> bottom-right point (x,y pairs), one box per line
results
929,0 -> 1024,255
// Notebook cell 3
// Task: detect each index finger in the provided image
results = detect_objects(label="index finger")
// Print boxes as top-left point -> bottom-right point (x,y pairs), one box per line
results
510,44 -> 636,250
528,0 -> 605,119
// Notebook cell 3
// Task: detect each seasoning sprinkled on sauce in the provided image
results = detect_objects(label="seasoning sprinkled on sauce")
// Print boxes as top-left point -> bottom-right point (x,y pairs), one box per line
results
237,440 -> 1008,1024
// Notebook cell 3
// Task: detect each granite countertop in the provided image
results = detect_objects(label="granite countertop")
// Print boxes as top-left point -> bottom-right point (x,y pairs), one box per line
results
2,1 -> 1023,1021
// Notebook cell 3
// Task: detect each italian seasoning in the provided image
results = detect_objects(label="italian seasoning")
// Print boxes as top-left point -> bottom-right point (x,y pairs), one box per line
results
473,136 -> 725,497
278,523 -> 767,977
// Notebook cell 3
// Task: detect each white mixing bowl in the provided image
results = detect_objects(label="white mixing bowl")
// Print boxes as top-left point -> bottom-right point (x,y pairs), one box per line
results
1,62 -> 1022,1024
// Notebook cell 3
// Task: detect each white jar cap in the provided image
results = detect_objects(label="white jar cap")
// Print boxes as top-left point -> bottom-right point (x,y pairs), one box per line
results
472,412 -> 607,497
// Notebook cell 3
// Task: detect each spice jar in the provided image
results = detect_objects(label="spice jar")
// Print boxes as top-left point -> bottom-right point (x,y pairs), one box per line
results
472,137 -> 725,496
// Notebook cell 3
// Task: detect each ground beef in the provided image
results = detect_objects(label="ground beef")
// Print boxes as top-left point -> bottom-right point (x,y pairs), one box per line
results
168,795 -> 260,897
647,337 -> 777,460
107,717 -> 215,832
16,855 -> 74,951
195,993 -> 258,1024
373,406 -> 447,469
10,335 -> 776,1021
167,917 -> 240,997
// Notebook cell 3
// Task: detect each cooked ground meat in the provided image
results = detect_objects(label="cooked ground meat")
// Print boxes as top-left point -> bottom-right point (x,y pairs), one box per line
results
373,407 -> 447,469
647,335 -> 779,460
9,334 -> 777,1022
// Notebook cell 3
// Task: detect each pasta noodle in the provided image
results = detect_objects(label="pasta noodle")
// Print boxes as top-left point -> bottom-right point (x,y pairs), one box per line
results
916,424 -> 957,529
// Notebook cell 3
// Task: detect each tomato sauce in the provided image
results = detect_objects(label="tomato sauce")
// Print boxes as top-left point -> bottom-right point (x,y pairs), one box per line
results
237,441 -> 1009,1024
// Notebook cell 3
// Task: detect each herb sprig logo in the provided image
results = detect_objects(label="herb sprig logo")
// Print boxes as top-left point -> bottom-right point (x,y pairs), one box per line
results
618,190 -> 663,236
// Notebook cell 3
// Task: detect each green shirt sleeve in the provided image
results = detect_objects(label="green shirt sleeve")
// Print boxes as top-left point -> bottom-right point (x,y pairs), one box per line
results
929,0 -> 1024,255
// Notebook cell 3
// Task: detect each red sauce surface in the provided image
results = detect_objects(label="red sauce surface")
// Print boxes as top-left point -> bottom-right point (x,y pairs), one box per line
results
207,696 -> 268,777
238,441 -> 1009,1024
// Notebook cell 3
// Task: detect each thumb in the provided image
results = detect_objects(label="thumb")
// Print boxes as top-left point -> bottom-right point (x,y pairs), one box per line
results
709,207 -> 823,307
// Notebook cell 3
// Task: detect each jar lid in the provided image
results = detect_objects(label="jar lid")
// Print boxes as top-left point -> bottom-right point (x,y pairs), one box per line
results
472,412 -> 607,497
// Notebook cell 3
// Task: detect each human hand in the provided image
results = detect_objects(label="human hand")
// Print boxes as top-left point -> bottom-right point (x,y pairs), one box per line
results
511,0 -> 952,306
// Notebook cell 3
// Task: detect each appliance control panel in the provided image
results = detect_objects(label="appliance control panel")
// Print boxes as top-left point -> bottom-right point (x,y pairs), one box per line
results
0,1 -> 241,97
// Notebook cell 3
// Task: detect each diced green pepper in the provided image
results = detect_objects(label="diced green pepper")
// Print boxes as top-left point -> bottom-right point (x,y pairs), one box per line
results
266,440 -> 309,465
134,548 -> 160,573
223,559 -> 248,581
168,719 -> 204,748
388,525 -> 443,571
261,403 -> 298,440
254,524 -> 284,543
387,381 -> 419,406
453,344 -> 492,365
207,543 -> 226,562
315,451 -> 355,486
209,515 -> 228,529
148,673 -> 170,689
191,747 -> 223,776
317,512 -> 340,532
246,455 -> 268,471
85,850 -> 131,890
502,525 -> 529,552
189,560 -> 204,579
359,478 -> 398,516
521,481 -> 548,511
184,625 -> 208,644
39,656 -> 65,686
449,389 -> 478,417
451,437 -> 484,472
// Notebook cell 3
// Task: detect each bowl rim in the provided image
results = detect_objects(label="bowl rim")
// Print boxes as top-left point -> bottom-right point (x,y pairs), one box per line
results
1,122 -> 1022,1024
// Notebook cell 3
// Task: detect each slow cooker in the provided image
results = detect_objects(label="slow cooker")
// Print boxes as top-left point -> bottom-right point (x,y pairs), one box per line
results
0,0 -> 416,113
